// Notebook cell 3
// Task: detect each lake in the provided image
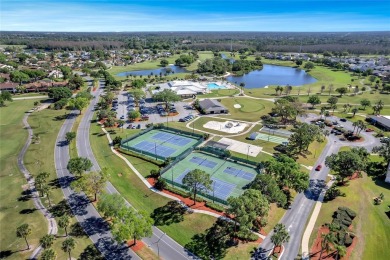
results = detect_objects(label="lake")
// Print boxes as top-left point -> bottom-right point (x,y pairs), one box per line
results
226,64 -> 317,88
116,65 -> 188,77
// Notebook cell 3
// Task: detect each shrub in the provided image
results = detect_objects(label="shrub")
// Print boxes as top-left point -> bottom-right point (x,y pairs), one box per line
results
154,178 -> 167,190
164,185 -> 190,198
205,202 -> 225,212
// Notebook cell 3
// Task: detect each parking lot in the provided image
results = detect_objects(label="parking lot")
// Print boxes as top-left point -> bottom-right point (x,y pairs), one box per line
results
114,90 -> 198,129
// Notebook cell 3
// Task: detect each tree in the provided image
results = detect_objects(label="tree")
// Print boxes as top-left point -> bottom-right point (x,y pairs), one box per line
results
40,234 -> 54,249
272,98 -> 301,123
304,62 -> 315,70
131,79 -> 146,89
160,59 -> 169,67
41,184 -> 52,207
227,192 -> 267,239
112,207 -> 153,246
10,70 -> 30,84
0,91 -> 13,107
372,100 -> 384,115
16,224 -> 31,250
335,87 -> 348,97
264,155 -> 309,192
68,97 -> 89,115
97,193 -> 126,219
319,232 -> 335,259
327,96 -> 338,107
58,214 -> 70,236
270,223 -> 290,255
65,132 -> 76,143
288,123 -> 324,155
325,150 -> 366,184
152,89 -> 181,109
59,66 -> 72,80
62,237 -> 76,260
328,84 -> 334,96
182,169 -> 212,204
35,171 -> 50,197
129,89 -> 144,106
334,244 -> 347,260
372,141 -> 390,168
67,157 -> 92,176
360,99 -> 371,110
249,174 -> 287,207
351,107 -> 359,117
48,87 -> 72,102
307,95 -> 321,108
40,248 -> 56,260
72,171 -> 108,201
295,59 -> 303,66
128,110 -> 141,121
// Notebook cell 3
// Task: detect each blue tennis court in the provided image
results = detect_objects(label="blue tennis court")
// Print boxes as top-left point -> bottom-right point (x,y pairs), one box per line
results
189,156 -> 218,169
174,169 -> 191,183
152,132 -> 193,146
224,166 -> 255,181
208,178 -> 236,200
134,140 -> 176,157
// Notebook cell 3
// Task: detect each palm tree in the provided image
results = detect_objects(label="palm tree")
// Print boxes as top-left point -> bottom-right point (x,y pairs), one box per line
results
352,121 -> 359,134
320,107 -> 326,119
351,107 -> 359,117
334,244 -> 347,260
40,248 -> 57,260
270,223 -> 290,255
319,232 -> 335,259
16,224 -> 32,250
41,184 -> 52,207
58,215 -> 70,237
39,234 -> 54,249
62,237 -> 76,260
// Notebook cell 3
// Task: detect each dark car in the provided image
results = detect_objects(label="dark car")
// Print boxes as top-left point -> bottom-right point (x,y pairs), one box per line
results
315,165 -> 322,171
137,124 -> 141,129
340,118 -> 347,122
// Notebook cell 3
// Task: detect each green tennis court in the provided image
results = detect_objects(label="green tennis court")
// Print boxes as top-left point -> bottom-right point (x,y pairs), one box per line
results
162,152 -> 259,203
255,133 -> 288,144
121,129 -> 200,159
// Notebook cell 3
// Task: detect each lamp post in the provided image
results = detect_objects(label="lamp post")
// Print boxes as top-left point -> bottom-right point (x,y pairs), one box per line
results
247,145 -> 250,161
150,232 -> 166,258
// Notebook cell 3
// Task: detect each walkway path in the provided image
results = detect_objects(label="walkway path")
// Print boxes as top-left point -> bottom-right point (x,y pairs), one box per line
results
18,112 -> 58,259
13,95 -> 48,100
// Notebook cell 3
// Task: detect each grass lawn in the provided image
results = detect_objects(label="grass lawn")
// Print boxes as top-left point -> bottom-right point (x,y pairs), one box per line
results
295,140 -> 327,167
187,51 -> 214,71
13,92 -> 48,98
201,88 -> 240,98
25,108 -> 93,258
308,157 -> 390,260
0,100 -> 48,260
219,97 -> 273,122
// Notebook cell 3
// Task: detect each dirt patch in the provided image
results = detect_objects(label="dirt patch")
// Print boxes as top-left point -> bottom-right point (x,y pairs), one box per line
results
118,173 -> 123,177
128,240 -> 145,252
310,226 -> 357,260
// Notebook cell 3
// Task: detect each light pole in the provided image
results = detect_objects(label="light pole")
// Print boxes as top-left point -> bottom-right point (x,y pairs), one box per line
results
150,232 -> 166,258
247,145 -> 250,161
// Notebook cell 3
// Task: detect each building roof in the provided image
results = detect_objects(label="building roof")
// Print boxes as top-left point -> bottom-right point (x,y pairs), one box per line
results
368,115 -> 390,128
0,82 -> 18,90
199,99 -> 227,111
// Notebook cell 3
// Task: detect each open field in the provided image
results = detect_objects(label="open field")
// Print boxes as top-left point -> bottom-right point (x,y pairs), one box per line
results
186,51 -> 214,71
0,100 -> 47,260
25,108 -> 93,258
219,97 -> 273,122
309,156 -> 390,260
200,88 -> 240,98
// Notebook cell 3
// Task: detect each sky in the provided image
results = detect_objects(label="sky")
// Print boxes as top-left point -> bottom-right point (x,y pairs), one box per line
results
1,0 -> 389,32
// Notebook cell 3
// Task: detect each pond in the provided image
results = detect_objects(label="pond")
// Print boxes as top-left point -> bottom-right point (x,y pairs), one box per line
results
226,64 -> 317,88
116,65 -> 188,77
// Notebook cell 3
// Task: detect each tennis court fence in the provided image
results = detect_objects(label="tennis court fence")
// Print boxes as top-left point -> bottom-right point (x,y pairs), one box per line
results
120,125 -> 204,161
163,178 -> 229,205
159,147 -> 194,174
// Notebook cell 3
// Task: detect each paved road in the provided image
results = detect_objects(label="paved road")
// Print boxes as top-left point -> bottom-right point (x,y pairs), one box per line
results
257,114 -> 380,260
18,112 -> 58,259
77,81 -> 196,259
54,84 -> 140,259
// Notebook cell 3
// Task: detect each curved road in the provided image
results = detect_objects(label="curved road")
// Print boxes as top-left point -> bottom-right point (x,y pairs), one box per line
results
76,80 -> 196,259
18,112 -> 58,259
258,113 -> 380,260
54,87 -> 140,259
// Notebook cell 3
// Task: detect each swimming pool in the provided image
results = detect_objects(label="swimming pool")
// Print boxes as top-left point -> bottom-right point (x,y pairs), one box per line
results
207,83 -> 226,90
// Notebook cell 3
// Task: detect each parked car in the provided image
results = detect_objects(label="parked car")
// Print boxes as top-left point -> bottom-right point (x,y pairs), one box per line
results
365,128 -> 374,132
315,165 -> 322,171
340,118 -> 347,122
137,124 -> 141,129
127,124 -> 132,129
120,115 -> 125,119
380,137 -> 389,143
339,137 -> 347,141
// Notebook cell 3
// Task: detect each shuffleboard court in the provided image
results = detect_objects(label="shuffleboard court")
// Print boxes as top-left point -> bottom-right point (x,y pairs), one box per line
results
121,129 -> 201,160
162,152 -> 259,203
254,132 -> 289,144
